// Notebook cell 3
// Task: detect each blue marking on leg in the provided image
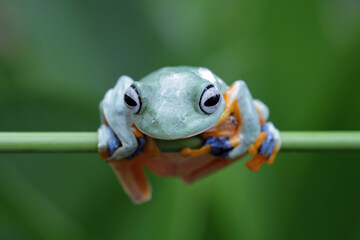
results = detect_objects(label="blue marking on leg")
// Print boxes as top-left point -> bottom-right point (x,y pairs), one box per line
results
126,136 -> 146,159
259,123 -> 275,158
107,126 -> 122,156
107,126 -> 146,159
205,137 -> 233,157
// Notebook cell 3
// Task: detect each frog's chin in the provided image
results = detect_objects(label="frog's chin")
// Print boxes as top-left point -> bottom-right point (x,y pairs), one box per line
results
142,125 -> 213,140
176,128 -> 209,139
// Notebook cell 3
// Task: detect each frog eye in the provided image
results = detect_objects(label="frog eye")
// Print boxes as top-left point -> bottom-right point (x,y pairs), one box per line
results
124,84 -> 142,114
199,84 -> 221,114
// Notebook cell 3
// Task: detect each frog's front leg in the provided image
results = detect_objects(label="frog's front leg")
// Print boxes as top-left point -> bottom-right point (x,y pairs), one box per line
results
98,76 -> 139,160
246,105 -> 281,172
181,80 -> 260,158
99,123 -> 152,203
225,80 -> 261,156
98,76 -> 151,203
226,82 -> 281,171
181,80 -> 280,172
98,123 -> 146,160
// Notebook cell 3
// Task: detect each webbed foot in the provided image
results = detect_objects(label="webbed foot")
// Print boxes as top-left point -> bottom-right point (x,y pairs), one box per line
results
180,144 -> 211,157
98,125 -> 146,160
204,137 -> 234,157
180,137 -> 234,157
246,122 -> 281,172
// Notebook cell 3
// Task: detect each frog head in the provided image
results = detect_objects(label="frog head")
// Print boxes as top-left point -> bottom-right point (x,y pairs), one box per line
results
123,66 -> 226,140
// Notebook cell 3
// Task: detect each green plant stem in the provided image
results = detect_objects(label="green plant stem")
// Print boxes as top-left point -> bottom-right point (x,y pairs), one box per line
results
0,132 -> 359,153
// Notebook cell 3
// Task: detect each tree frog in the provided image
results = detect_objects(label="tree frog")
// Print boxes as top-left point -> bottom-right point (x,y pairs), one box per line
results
98,66 -> 281,204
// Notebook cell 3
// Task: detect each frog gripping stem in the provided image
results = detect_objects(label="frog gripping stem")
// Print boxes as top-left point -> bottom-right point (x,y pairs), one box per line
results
204,137 -> 234,156
97,66 -> 282,203
246,122 -> 281,172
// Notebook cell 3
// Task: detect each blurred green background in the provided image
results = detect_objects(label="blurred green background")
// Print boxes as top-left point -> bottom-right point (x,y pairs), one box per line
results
1,0 -> 360,239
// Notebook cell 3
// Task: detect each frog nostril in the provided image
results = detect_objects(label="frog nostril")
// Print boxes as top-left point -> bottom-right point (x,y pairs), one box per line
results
179,117 -> 186,123
152,118 -> 157,124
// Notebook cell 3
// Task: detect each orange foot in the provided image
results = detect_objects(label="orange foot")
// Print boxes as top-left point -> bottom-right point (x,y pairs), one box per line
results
180,145 -> 211,157
246,148 -> 279,172
246,130 -> 280,172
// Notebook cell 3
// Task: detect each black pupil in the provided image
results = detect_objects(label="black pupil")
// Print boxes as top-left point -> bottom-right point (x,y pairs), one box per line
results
204,94 -> 220,106
124,94 -> 137,107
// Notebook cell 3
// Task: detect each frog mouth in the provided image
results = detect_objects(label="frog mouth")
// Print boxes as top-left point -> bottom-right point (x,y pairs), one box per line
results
175,125 -> 214,139
141,124 -> 214,140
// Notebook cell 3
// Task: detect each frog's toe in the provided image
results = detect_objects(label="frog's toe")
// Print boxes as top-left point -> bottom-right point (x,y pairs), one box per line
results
258,130 -> 275,158
246,122 -> 281,172
108,127 -> 122,156
261,122 -> 281,154
126,136 -> 146,159
98,125 -> 143,160
180,145 -> 211,157
108,131 -> 146,160
205,137 -> 233,157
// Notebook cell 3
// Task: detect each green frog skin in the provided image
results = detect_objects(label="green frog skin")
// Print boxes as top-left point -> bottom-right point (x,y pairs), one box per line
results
98,66 -> 281,203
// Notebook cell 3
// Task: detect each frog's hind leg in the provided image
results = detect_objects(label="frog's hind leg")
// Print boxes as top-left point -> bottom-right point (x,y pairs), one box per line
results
110,156 -> 151,204
246,122 -> 281,172
180,157 -> 242,184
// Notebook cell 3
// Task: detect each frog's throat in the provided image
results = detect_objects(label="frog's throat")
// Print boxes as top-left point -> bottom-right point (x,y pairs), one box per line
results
175,124 -> 216,139
132,122 -> 214,140
143,124 -> 216,140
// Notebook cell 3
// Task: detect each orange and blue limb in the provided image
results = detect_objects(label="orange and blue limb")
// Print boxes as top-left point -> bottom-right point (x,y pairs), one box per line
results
180,81 -> 280,172
104,125 -> 146,160
246,122 -> 281,172
102,124 -> 155,204
181,82 -> 244,157
180,145 -> 211,157
109,134 -> 164,204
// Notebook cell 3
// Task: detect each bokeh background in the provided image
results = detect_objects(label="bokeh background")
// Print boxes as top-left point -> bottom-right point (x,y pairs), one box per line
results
1,0 -> 360,239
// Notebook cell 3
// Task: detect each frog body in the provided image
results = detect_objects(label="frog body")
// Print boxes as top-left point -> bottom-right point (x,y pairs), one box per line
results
98,66 -> 281,204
